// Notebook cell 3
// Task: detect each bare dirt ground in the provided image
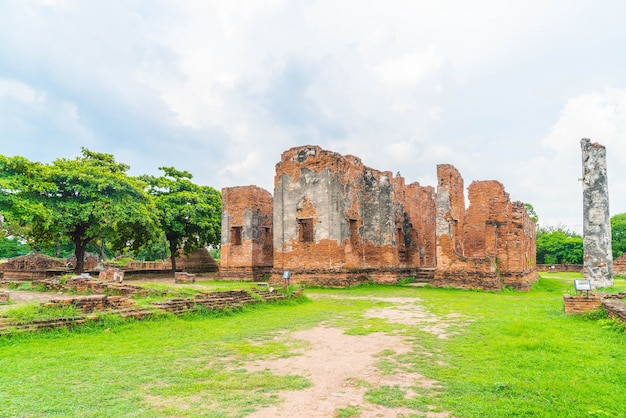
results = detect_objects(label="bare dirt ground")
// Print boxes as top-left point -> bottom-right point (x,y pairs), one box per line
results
246,295 -> 463,418
0,289 -> 74,312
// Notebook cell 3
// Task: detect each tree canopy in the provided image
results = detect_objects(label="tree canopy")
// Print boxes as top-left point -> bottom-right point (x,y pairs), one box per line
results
611,213 -> 626,259
0,149 -> 159,272
141,166 -> 221,272
536,226 -> 583,265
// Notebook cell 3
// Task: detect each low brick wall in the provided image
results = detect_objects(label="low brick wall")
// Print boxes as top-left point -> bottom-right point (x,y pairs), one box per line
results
99,267 -> 124,282
602,299 -> 626,323
0,291 -> 9,304
44,295 -> 136,312
269,267 -> 430,288
174,272 -> 195,283
0,288 -> 291,335
32,277 -> 147,296
563,294 -> 602,314
537,264 -> 583,273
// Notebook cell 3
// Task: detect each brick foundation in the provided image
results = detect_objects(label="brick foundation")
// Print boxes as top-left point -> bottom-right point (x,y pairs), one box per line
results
602,295 -> 626,323
563,294 -> 602,314
174,272 -> 195,283
614,253 -> 626,276
269,267 -> 429,288
537,264 -> 583,273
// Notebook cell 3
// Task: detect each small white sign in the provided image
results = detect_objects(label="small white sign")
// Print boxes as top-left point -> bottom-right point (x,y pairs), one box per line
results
574,280 -> 592,291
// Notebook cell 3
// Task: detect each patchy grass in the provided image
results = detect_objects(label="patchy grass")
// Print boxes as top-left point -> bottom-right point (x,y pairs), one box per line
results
1,273 -> 626,417
1,303 -> 81,322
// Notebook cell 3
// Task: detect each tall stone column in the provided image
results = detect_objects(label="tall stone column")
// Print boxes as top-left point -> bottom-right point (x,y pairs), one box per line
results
581,138 -> 613,288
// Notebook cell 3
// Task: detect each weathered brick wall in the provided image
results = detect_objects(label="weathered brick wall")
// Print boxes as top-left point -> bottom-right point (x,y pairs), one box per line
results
563,294 -> 602,314
435,164 -> 466,269
536,264 -> 583,272
99,267 -> 124,282
434,171 -> 537,290
603,295 -> 626,323
272,145 -> 436,282
177,247 -> 219,273
220,185 -> 273,280
614,253 -> 626,276
221,146 -> 535,288
0,254 -> 65,271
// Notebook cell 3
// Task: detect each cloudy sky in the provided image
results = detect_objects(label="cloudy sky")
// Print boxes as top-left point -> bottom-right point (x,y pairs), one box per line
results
1,0 -> 625,232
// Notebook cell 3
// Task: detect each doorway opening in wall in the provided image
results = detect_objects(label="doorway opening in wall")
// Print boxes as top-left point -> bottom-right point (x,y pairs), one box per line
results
231,226 -> 242,245
397,227 -> 409,262
349,219 -> 359,245
298,218 -> 314,243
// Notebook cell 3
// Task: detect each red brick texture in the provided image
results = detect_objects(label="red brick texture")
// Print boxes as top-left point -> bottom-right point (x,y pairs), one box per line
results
433,165 -> 537,290
220,145 -> 537,289
614,253 -> 626,276
271,145 -> 435,284
563,294 -> 602,314
220,185 -> 273,280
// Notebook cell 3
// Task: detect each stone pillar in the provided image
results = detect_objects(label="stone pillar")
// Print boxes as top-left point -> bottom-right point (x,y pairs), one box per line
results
581,138 -> 613,288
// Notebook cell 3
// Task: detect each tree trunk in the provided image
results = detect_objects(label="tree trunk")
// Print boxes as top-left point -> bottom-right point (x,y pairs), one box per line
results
99,239 -> 106,261
169,240 -> 178,274
74,238 -> 86,274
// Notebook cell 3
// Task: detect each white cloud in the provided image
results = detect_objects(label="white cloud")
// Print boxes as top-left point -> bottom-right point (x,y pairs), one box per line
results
0,79 -> 41,103
523,88 -> 626,231
2,0 -> 626,234
372,47 -> 443,87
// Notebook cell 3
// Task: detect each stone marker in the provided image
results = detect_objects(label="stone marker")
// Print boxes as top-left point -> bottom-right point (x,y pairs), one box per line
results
581,138 -> 613,288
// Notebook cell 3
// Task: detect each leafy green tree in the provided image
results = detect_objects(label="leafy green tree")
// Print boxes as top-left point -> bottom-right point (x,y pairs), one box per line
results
0,149 -> 159,273
141,167 -> 221,272
133,233 -> 170,261
536,226 -> 583,265
0,237 -> 30,258
611,213 -> 626,259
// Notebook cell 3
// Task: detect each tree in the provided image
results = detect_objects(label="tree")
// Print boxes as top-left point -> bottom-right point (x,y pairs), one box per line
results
0,149 -> 159,273
536,226 -> 583,265
611,213 -> 626,259
141,167 -> 221,273
0,237 -> 30,258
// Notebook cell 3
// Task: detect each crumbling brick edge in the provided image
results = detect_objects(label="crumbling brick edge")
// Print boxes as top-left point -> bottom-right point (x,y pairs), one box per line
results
564,293 -> 626,327
0,289 -> 297,336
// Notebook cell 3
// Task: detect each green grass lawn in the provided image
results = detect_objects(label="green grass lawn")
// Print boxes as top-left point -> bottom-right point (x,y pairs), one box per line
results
1,273 -> 625,417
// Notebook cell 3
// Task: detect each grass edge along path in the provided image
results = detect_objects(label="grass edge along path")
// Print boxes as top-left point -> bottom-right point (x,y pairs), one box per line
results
409,272 -> 626,418
0,274 -> 625,417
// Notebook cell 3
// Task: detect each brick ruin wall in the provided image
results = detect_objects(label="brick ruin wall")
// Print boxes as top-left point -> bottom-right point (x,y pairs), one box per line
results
0,254 -> 66,272
270,146 -> 435,286
220,145 -> 537,289
537,264 -> 583,273
613,253 -> 626,276
219,185 -> 274,280
431,165 -> 537,290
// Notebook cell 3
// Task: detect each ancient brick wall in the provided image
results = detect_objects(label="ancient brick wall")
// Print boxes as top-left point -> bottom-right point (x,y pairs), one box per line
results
0,254 -> 65,271
220,145 -> 536,289
177,247 -> 219,273
271,145 -> 435,283
220,185 -> 273,280
613,253 -> 626,276
433,170 -> 537,290
536,264 -> 583,273
563,294 -> 602,314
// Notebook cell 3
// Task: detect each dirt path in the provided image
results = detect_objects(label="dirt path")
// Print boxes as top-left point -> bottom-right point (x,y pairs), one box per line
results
246,296 -> 462,418
0,289 -> 74,312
